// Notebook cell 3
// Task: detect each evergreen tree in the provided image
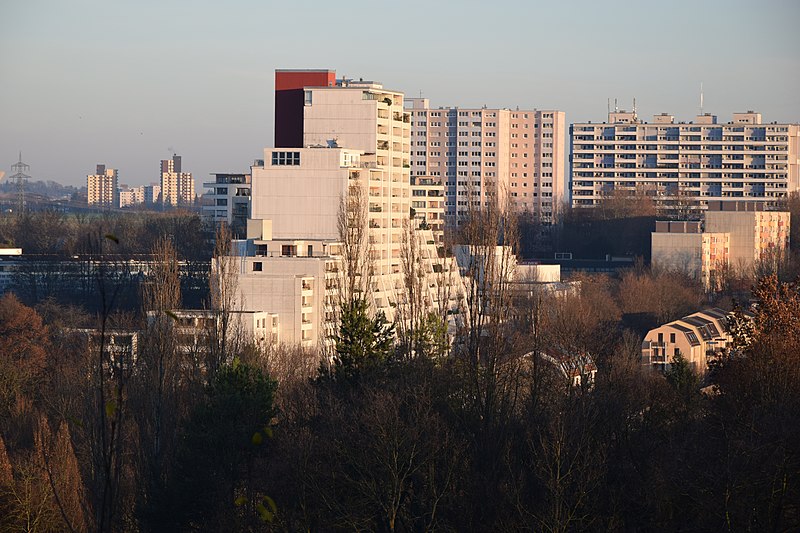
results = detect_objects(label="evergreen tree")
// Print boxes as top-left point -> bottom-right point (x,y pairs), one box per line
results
148,360 -> 277,530
331,299 -> 395,379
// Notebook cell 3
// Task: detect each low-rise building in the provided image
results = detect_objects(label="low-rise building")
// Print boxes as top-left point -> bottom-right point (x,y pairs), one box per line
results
641,308 -> 733,373
147,309 -> 279,352
118,184 -> 146,208
652,221 -> 729,289
705,201 -> 790,269
652,201 -> 789,289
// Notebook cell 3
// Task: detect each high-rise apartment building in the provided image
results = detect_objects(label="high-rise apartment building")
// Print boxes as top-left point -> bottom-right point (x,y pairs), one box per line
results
202,173 -> 251,236
406,99 -> 566,224
160,154 -> 195,206
87,164 -> 118,207
234,70 -> 461,347
274,70 -> 413,282
570,110 -> 800,211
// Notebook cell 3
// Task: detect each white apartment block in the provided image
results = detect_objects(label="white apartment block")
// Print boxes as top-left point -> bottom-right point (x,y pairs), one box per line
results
297,78 -> 413,283
571,110 -> 800,211
406,98 -> 566,224
244,145 -> 457,348
235,248 -> 335,347
160,154 -> 195,206
203,173 -> 251,235
230,71 -> 463,348
87,164 -> 118,207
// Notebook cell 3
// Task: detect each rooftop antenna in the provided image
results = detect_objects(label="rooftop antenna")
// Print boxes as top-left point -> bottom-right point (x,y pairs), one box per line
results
607,98 -> 610,115
633,97 -> 637,115
614,98 -> 618,113
700,82 -> 704,115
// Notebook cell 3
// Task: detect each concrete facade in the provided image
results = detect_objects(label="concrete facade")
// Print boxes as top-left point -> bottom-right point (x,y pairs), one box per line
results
652,202 -> 790,289
406,98 -> 566,224
231,70 -> 463,348
571,111 -> 800,211
651,221 -> 729,289
251,148 -> 360,241
705,201 -> 790,270
118,185 -> 145,208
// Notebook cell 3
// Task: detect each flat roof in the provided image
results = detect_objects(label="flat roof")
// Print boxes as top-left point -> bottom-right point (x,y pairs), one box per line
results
275,68 -> 334,72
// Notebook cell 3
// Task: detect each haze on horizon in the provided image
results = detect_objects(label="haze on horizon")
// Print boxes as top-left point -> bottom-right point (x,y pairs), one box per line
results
1,0 -> 798,188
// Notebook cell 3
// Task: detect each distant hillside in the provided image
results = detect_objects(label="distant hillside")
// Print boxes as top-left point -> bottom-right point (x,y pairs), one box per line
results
0,179 -> 82,200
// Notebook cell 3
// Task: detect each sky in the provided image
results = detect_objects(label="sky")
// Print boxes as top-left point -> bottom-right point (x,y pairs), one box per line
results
1,0 -> 798,187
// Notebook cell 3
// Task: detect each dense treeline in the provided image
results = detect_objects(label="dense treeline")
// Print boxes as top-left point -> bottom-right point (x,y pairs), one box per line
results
1,201 -> 798,530
0,211 -> 213,311
0,210 -> 212,260
1,264 -> 798,531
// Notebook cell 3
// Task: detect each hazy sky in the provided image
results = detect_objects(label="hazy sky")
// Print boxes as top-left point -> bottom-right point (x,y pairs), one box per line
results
1,0 -> 798,187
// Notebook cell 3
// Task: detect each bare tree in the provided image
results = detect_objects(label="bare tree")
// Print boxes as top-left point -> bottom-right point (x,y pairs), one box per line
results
209,222 -> 244,371
452,187 -> 526,527
141,236 -> 181,314
396,217 -> 427,357
336,180 -> 372,306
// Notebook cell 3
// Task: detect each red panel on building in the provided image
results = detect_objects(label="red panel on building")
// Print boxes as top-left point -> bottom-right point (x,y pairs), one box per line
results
274,70 -> 336,148
275,70 -> 336,91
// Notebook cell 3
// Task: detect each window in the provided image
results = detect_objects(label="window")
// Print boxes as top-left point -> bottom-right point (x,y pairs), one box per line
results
272,151 -> 300,166
670,333 -> 676,343
304,91 -> 312,106
253,262 -> 263,272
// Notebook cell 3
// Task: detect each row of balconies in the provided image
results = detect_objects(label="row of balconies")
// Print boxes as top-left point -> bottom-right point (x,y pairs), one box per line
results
573,142 -> 789,152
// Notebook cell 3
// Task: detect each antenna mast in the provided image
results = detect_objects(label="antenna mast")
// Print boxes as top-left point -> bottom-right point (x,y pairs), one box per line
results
700,82 -> 704,115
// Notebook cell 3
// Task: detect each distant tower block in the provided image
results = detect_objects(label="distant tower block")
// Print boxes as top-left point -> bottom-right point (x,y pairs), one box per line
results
8,152 -> 31,214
